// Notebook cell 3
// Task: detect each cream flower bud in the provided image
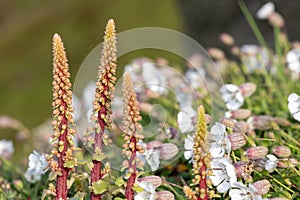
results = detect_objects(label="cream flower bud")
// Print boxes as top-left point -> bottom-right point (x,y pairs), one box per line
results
228,133 -> 246,150
159,143 -> 179,160
156,191 -> 175,200
272,146 -> 291,158
253,179 -> 271,195
228,109 -> 251,119
277,158 -> 298,168
138,176 -> 162,188
233,121 -> 249,133
221,118 -> 235,128
207,47 -> 225,60
268,12 -> 285,28
247,115 -> 273,130
146,141 -> 162,150
240,82 -> 256,97
246,146 -> 268,159
219,33 -> 235,46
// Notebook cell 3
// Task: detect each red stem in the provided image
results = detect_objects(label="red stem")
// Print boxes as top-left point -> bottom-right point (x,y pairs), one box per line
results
56,102 -> 70,200
90,83 -> 108,200
198,158 -> 208,200
125,137 -> 137,200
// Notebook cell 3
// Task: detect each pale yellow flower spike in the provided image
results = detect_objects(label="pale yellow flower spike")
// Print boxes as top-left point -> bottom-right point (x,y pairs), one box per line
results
90,19 -> 118,200
51,33 -> 76,200
191,105 -> 212,200
122,72 -> 144,200
122,72 -> 143,135
93,18 -> 117,129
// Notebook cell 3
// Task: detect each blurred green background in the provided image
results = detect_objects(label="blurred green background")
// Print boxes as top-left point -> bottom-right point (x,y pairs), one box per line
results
1,0 -> 300,141
0,0 -> 183,129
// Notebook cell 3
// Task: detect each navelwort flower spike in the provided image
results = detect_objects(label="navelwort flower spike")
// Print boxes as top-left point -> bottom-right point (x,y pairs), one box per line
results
48,33 -> 77,200
122,72 -> 144,200
90,19 -> 117,200
184,105 -> 212,200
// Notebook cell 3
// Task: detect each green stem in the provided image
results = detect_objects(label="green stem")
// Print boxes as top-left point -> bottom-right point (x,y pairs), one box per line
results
268,174 -> 295,193
280,130 -> 300,147
238,0 -> 269,50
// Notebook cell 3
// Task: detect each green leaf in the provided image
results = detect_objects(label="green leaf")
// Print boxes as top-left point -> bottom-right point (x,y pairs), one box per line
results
115,177 -> 125,187
114,198 -> 124,200
92,180 -> 109,195
59,144 -> 64,152
69,192 -> 86,200
48,171 -> 59,181
92,152 -> 106,162
132,184 -> 143,193
64,160 -> 76,168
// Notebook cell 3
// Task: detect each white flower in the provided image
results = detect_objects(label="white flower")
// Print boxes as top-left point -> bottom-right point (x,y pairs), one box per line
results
177,106 -> 196,133
184,135 -> 194,162
144,148 -> 160,171
125,64 -> 140,82
220,84 -> 244,110
24,151 -> 48,183
286,49 -> 300,73
256,2 -> 275,19
0,139 -> 14,159
210,157 -> 237,193
82,82 -> 96,110
288,93 -> 300,121
72,94 -> 81,122
209,122 -> 231,158
184,69 -> 205,89
229,182 -> 263,200
241,45 -> 270,72
265,154 -> 277,172
134,181 -> 156,200
142,63 -> 167,95
175,85 -> 193,108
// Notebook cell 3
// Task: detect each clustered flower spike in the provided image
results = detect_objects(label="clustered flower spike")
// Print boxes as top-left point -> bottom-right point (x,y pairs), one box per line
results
184,105 -> 212,200
49,33 -> 77,199
90,18 -> 117,200
122,72 -> 145,200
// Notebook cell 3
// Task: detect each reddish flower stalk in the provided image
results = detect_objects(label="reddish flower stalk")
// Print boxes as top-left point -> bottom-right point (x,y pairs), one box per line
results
122,72 -> 144,200
90,19 -> 117,200
50,33 -> 76,200
184,105 -> 211,200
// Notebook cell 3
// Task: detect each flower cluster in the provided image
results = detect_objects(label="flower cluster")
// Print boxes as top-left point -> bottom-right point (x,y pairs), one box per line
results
1,2 -> 300,200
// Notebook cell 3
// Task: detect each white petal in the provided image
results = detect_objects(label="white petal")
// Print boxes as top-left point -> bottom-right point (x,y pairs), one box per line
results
217,181 -> 231,193
210,122 -> 225,136
184,151 -> 193,160
229,189 -> 245,199
287,49 -> 300,63
235,92 -> 245,103
288,62 -> 300,73
210,143 -> 225,158
241,45 -> 258,55
182,106 -> 197,117
288,93 -> 300,102
82,82 -> 96,110
226,100 -> 243,110
184,135 -> 194,150
256,2 -> 275,19
210,171 -> 225,186
72,95 -> 81,121
293,111 -> 300,121
223,84 -> 239,92
266,154 -> 277,161
145,149 -> 160,171
288,101 -> 299,114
